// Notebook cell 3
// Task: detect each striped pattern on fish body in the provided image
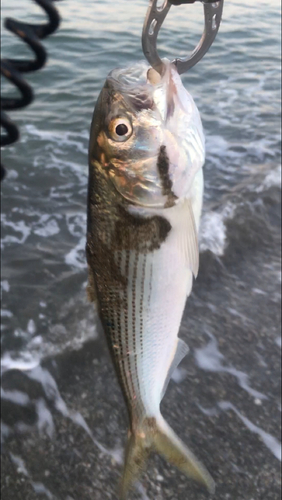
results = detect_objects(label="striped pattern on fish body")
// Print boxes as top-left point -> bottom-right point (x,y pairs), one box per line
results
87,61 -> 214,498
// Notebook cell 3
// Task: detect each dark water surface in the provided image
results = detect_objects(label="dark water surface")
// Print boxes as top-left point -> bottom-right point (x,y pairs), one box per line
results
1,1 -> 281,499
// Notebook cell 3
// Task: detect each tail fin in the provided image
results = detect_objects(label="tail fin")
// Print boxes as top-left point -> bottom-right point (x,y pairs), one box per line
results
119,415 -> 215,499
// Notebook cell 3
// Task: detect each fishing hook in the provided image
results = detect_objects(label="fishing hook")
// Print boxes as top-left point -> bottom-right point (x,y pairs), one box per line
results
142,0 -> 224,75
0,0 -> 62,181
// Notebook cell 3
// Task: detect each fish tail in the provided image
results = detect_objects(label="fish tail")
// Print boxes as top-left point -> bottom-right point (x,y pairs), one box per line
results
119,428 -> 150,500
119,414 -> 215,499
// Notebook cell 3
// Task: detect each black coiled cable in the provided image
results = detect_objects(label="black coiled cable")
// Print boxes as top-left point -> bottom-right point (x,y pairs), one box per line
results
0,0 -> 61,181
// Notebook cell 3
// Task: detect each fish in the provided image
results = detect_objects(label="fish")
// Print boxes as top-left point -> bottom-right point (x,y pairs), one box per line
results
86,59 -> 214,498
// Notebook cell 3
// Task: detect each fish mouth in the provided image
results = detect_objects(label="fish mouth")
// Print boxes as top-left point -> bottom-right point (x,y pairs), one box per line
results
108,60 -> 183,124
108,63 -> 149,88
150,61 -> 182,124
107,63 -> 155,112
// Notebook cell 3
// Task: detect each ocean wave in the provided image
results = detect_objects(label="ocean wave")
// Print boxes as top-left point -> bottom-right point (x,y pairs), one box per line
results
199,202 -> 236,256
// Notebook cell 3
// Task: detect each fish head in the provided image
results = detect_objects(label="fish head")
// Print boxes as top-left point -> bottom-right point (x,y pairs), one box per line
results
89,60 -> 205,208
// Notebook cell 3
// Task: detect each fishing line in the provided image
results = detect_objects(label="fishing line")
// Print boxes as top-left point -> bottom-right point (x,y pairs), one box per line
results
0,0 -> 62,181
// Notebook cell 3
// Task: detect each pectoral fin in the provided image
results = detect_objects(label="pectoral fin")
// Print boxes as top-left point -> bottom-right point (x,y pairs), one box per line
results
177,198 -> 199,278
161,338 -> 189,400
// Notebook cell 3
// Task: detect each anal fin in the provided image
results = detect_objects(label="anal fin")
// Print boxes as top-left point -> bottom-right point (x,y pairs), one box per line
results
161,338 -> 189,400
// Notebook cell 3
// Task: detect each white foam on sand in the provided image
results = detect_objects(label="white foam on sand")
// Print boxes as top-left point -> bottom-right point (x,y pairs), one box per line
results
1,423 -> 11,441
136,482 -> 151,500
218,401 -> 282,461
197,400 -> 281,461
2,327 -> 98,382
35,398 -> 55,438
2,294 -> 98,366
33,216 -> 60,238
64,212 -> 88,269
1,352 -> 40,372
1,280 -> 10,293
1,215 -> 31,247
65,236 -> 87,270
197,404 -> 220,417
27,319 -> 36,335
2,359 -> 128,485
31,482 -> 56,500
194,333 -> 267,400
275,337 -> 281,348
171,367 -> 187,384
1,211 -> 63,254
1,388 -> 30,406
3,363 -> 124,467
1,309 -> 13,318
9,453 -> 29,476
66,212 -> 86,238
9,453 -> 56,499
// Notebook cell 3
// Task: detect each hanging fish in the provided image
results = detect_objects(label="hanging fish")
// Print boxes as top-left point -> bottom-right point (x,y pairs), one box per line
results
86,60 -> 214,498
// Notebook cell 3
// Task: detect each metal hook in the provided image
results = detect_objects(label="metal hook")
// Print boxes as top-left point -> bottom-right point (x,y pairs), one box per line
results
142,0 -> 224,75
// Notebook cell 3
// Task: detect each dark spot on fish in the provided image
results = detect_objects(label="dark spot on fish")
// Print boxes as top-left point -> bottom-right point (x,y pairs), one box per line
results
157,145 -> 178,208
114,204 -> 171,253
144,417 -> 157,430
133,456 -> 143,467
86,237 -> 127,304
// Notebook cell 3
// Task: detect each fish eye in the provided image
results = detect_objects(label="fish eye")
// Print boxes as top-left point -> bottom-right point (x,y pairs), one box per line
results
116,123 -> 128,136
108,117 -> 132,142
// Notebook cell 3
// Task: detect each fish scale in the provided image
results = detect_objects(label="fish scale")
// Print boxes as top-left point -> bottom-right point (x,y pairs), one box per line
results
99,224 -> 191,418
